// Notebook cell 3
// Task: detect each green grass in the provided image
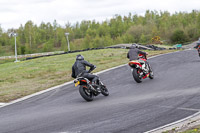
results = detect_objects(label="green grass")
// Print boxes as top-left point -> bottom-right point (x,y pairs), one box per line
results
0,58 -> 27,64
164,126 -> 200,133
0,48 -> 178,102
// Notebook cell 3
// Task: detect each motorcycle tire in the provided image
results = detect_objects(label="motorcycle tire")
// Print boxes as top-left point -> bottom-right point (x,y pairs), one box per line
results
149,71 -> 154,79
132,68 -> 142,83
79,85 -> 93,102
100,85 -> 109,96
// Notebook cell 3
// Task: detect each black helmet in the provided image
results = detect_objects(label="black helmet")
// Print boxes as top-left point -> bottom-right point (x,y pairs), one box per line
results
130,44 -> 136,49
76,54 -> 84,60
135,44 -> 139,48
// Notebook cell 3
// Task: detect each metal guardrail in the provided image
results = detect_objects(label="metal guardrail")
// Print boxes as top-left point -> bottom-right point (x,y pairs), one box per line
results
0,44 -> 171,61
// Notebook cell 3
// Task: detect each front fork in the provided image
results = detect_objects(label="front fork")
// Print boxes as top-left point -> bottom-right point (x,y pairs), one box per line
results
99,80 -> 104,86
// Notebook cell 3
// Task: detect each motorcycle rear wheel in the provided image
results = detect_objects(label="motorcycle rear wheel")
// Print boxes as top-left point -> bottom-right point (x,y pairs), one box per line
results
79,85 -> 94,102
132,68 -> 142,83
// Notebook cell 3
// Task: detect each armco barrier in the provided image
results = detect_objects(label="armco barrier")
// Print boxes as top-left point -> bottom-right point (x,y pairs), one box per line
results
0,51 -> 64,60
0,45 -> 168,61
25,47 -> 109,60
25,45 -> 167,61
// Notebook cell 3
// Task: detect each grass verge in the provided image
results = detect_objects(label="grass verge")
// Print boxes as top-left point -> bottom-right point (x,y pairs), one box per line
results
0,49 -> 178,102
180,126 -> 200,133
163,125 -> 200,133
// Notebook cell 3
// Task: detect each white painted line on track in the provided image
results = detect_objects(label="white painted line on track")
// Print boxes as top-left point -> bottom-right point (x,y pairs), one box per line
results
0,81 -> 73,108
0,50 -> 184,109
0,103 -> 5,106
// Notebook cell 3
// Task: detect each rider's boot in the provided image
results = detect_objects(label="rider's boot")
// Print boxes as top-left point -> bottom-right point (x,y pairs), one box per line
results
142,64 -> 149,74
96,87 -> 101,93
92,82 -> 101,93
145,61 -> 152,72
89,83 -> 96,91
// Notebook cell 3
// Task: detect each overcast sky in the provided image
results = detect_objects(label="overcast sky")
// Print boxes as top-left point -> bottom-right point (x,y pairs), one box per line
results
0,0 -> 200,31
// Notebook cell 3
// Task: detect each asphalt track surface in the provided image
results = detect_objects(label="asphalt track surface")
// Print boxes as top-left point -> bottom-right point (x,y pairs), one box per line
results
0,50 -> 200,133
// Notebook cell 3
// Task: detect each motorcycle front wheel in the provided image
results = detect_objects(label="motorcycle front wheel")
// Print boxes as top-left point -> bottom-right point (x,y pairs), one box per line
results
100,85 -> 109,96
149,71 -> 154,79
79,85 -> 94,102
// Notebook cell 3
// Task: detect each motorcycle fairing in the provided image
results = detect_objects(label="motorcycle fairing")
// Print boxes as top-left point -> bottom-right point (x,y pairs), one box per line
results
129,60 -> 142,67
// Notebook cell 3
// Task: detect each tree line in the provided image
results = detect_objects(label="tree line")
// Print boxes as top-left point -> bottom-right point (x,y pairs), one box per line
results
0,10 -> 200,55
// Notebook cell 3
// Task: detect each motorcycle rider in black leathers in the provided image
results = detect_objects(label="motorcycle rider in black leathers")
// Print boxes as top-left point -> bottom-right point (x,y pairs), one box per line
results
127,44 -> 151,72
127,44 -> 147,61
71,54 -> 100,92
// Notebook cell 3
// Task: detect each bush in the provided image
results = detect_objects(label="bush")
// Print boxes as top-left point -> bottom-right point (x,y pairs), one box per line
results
170,30 -> 188,44
20,45 -> 26,55
43,39 -> 54,52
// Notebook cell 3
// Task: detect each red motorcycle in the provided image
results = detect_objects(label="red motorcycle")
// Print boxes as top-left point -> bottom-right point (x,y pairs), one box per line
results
194,42 -> 200,57
197,45 -> 200,57
128,53 -> 154,83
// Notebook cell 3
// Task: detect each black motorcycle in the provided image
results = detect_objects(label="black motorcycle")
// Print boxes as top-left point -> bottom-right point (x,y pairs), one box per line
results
74,69 -> 109,102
